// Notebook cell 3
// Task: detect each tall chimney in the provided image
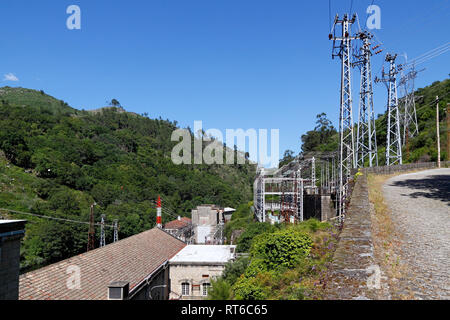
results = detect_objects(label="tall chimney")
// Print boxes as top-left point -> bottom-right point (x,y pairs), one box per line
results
156,196 -> 162,228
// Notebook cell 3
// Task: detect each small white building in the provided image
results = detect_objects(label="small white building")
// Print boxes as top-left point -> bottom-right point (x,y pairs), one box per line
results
168,245 -> 236,300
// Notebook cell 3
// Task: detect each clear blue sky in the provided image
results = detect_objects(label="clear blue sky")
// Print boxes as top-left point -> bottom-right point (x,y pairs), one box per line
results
1,0 -> 449,160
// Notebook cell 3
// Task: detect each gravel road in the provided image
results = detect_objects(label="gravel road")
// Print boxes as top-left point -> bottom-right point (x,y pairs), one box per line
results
383,168 -> 450,299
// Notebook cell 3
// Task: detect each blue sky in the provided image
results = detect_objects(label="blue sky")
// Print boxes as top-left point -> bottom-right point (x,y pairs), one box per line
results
0,0 -> 449,161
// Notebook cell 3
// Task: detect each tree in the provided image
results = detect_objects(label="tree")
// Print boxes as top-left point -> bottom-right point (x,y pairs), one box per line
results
207,278 -> 232,300
301,113 -> 337,152
279,150 -> 295,168
110,99 -> 121,107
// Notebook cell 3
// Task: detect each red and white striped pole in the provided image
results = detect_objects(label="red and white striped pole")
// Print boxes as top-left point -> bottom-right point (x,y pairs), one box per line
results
156,195 -> 162,228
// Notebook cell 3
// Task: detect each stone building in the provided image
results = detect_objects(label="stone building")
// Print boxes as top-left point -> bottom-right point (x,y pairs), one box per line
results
164,217 -> 193,243
191,205 -> 226,244
0,220 -> 26,300
168,245 -> 236,300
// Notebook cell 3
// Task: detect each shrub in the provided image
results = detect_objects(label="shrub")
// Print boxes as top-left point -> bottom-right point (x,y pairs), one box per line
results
222,256 -> 250,285
207,278 -> 232,300
244,258 -> 268,277
251,228 -> 312,270
236,222 -> 279,253
233,276 -> 267,300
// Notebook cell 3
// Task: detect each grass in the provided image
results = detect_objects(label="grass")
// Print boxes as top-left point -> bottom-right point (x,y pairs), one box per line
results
0,86 -> 76,114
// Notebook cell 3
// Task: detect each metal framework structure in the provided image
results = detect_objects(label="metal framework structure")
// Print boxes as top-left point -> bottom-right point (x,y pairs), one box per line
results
376,54 -> 403,166
329,14 -> 356,219
398,64 -> 423,154
354,31 -> 378,168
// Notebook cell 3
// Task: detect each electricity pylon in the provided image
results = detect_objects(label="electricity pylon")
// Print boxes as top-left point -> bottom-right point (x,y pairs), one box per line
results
329,14 -> 356,219
354,31 -> 378,168
376,54 -> 402,166
398,64 -> 423,157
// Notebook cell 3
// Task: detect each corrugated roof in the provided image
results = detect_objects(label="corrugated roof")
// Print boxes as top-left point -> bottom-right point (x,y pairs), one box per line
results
19,228 -> 186,300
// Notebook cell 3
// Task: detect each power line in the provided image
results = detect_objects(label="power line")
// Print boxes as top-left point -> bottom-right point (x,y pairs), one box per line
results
0,207 -> 114,228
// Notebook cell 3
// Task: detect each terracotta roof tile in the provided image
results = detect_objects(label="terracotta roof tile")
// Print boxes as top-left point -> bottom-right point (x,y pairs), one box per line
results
163,217 -> 191,230
19,228 -> 186,300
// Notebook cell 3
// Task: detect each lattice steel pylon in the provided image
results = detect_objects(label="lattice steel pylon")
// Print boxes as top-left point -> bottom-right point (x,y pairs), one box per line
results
354,31 -> 378,168
398,64 -> 422,150
376,54 -> 403,166
329,14 -> 356,219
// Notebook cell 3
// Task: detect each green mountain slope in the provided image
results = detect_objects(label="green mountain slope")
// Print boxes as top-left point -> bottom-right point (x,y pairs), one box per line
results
0,88 -> 256,272
0,87 -> 76,115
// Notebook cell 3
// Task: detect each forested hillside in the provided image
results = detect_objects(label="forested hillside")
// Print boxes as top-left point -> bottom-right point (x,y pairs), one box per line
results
0,87 -> 256,272
296,78 -> 450,164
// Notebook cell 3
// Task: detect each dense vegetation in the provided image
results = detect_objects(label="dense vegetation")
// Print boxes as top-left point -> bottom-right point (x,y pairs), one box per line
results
0,87 -> 256,272
289,78 -> 450,164
210,205 -> 338,300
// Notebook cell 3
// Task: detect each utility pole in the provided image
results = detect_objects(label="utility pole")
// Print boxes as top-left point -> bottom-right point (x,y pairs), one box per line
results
376,54 -> 402,166
436,96 -> 441,168
87,204 -> 96,252
447,104 -> 450,161
113,220 -> 119,243
354,31 -> 379,168
329,14 -> 356,219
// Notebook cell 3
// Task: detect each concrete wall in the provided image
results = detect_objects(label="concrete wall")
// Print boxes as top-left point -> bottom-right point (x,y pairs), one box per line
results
321,195 -> 335,222
0,220 -> 26,300
168,264 -> 226,300
192,205 -> 221,244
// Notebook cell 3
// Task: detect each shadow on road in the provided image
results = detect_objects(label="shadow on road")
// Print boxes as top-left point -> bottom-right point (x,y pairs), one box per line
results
389,174 -> 450,206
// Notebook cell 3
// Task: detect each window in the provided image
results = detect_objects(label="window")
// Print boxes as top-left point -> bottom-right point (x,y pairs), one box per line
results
181,282 -> 190,296
202,283 -> 210,296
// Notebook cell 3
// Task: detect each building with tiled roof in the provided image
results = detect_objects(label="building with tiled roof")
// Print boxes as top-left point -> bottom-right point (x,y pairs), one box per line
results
164,217 -> 193,243
164,217 -> 191,230
19,228 -> 186,300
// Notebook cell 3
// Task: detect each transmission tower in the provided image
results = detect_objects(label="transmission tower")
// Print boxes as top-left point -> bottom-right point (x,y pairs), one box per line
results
329,14 -> 356,219
100,214 -> 106,248
398,64 -> 423,158
354,31 -> 378,168
376,54 -> 403,166
87,204 -> 95,252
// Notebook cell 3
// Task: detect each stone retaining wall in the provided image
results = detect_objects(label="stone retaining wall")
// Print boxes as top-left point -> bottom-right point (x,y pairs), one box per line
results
323,173 -> 385,299
323,161 -> 448,299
